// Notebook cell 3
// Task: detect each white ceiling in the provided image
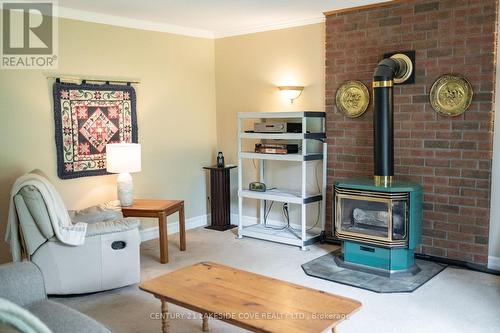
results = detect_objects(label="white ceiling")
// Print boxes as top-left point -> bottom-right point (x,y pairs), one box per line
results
58,0 -> 389,38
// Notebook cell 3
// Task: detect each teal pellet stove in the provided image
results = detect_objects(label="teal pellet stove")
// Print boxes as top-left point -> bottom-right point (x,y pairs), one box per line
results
334,51 -> 422,274
334,179 -> 422,273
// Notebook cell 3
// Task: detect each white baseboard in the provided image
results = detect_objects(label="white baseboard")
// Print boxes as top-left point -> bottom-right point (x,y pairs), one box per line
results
488,256 -> 500,270
140,214 -> 208,242
231,213 -> 256,226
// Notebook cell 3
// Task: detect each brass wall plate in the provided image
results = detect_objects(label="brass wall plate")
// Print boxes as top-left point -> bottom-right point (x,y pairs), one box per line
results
335,80 -> 370,118
430,74 -> 473,117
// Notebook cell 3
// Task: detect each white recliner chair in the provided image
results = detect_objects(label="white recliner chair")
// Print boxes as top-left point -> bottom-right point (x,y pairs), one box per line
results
13,185 -> 141,295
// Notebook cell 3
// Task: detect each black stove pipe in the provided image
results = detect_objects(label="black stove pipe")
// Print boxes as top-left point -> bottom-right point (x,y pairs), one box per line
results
372,58 -> 402,186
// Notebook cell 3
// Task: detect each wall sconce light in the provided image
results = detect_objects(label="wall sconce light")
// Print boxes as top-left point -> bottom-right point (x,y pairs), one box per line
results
278,86 -> 304,103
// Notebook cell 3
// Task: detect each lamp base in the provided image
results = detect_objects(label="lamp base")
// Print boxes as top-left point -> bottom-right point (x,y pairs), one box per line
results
117,172 -> 134,206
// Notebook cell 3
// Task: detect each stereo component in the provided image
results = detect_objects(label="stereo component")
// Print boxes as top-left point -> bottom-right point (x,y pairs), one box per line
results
254,122 -> 302,133
254,143 -> 299,154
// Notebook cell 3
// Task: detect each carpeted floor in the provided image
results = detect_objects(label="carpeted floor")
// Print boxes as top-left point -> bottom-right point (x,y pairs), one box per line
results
53,227 -> 500,333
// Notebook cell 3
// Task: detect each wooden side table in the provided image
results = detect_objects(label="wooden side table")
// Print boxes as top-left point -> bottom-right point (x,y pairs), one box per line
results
122,199 -> 186,264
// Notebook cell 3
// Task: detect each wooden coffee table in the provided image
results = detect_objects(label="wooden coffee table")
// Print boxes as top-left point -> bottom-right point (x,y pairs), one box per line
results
122,199 -> 186,264
139,262 -> 361,333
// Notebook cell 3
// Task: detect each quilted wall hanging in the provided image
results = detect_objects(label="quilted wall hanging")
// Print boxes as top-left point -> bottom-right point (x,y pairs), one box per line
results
53,81 -> 138,179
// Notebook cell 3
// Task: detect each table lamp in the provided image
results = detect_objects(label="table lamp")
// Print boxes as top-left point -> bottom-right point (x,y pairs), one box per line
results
106,143 -> 141,206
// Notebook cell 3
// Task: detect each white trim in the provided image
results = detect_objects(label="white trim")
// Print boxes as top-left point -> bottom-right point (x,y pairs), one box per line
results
57,7 -> 214,39
140,214 -> 208,242
56,6 -> 324,39
488,256 -> 500,271
214,16 -> 326,39
489,8 -> 500,268
232,213 -> 259,227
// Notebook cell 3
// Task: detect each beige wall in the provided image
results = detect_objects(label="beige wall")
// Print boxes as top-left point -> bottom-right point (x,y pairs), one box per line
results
215,23 -> 325,161
214,23 -> 325,223
0,18 -> 217,263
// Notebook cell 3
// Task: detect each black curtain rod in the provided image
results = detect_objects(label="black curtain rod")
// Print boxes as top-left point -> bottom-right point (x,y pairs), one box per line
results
47,76 -> 140,84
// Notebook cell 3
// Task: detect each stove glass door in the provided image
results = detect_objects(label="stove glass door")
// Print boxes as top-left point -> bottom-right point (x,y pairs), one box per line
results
338,196 -> 391,239
391,200 -> 407,240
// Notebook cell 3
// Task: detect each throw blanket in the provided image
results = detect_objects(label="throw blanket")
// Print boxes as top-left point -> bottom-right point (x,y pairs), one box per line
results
5,172 -> 87,261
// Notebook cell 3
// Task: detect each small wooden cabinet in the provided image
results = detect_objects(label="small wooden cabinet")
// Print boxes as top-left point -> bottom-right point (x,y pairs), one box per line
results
203,165 -> 237,231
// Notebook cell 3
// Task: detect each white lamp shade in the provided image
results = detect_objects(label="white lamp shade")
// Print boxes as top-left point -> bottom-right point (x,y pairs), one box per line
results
278,86 -> 304,102
106,143 -> 141,173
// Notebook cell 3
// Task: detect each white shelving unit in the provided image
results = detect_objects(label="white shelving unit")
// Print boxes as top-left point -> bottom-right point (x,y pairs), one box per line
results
237,111 -> 327,250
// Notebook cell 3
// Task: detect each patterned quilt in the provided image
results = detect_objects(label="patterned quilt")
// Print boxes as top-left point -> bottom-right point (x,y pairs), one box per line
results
53,81 -> 138,179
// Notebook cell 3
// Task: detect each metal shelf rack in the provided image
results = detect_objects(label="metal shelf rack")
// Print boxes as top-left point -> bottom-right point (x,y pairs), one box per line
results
237,111 -> 327,250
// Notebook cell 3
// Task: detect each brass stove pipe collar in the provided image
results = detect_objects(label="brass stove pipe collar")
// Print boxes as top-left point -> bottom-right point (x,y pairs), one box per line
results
374,175 -> 394,187
373,80 -> 393,88
390,53 -> 413,84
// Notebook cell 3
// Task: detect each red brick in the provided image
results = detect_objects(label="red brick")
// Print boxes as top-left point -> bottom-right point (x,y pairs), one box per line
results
325,0 -> 495,265
447,250 -> 474,262
434,239 -> 459,250
422,246 -> 446,257
434,222 -> 459,232
448,231 -> 474,243
458,243 -> 488,255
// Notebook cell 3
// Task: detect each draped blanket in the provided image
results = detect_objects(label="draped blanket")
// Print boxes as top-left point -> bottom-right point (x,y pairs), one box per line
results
5,172 -> 87,261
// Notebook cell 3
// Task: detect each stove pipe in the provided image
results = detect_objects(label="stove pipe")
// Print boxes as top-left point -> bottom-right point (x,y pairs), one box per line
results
372,55 -> 411,187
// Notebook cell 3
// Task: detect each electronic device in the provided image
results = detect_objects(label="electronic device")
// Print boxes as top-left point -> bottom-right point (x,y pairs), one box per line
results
216,151 -> 224,168
255,143 -> 299,154
254,122 -> 302,133
249,182 -> 266,192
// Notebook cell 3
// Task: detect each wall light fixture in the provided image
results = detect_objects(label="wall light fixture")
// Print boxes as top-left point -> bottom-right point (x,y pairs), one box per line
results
278,86 -> 304,103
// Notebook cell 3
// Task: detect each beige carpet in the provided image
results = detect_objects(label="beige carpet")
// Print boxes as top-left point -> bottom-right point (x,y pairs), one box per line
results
54,227 -> 500,333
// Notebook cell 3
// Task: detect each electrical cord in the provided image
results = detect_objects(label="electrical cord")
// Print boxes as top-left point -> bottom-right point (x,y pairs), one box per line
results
255,150 -> 322,233
264,200 -> 274,221
254,159 -> 289,230
282,203 -> 290,225
263,200 -> 289,230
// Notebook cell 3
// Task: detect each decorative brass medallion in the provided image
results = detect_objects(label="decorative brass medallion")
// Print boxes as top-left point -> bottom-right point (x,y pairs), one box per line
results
430,74 -> 473,116
335,80 -> 370,118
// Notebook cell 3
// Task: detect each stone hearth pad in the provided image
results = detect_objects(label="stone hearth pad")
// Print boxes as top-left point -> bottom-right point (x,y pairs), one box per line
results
302,250 -> 447,293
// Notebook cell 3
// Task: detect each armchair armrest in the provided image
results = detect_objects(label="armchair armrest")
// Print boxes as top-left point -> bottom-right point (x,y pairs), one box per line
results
0,262 -> 46,307
69,201 -> 123,224
85,217 -> 140,237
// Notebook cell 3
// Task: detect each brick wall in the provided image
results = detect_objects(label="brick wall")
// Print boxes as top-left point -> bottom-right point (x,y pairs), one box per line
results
325,0 -> 498,265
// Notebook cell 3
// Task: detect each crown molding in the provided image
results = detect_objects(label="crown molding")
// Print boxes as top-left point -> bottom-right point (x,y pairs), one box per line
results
214,15 -> 326,39
57,6 -> 215,39
57,7 -> 325,40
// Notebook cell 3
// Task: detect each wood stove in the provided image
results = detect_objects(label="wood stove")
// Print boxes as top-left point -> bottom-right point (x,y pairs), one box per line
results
333,52 -> 422,273
334,179 -> 422,272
